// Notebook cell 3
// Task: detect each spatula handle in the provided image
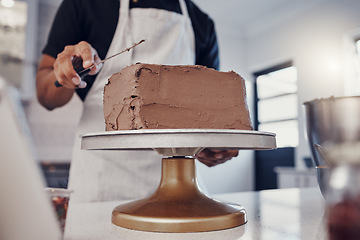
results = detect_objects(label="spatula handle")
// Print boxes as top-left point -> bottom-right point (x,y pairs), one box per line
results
54,57 -> 90,88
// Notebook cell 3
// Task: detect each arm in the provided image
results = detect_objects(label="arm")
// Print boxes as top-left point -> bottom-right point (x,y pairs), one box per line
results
36,0 -> 88,110
36,54 -> 75,110
36,42 -> 102,110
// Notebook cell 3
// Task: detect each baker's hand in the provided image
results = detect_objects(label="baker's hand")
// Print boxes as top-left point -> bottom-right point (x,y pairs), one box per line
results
54,41 -> 102,89
196,148 -> 239,167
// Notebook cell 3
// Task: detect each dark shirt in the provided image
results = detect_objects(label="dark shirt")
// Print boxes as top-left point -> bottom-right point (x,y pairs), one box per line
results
43,0 -> 219,101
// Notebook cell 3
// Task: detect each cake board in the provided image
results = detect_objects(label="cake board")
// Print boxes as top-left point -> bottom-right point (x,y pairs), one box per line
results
81,129 -> 276,233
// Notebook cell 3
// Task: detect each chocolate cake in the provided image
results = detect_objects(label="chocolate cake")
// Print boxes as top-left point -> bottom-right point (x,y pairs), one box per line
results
103,63 -> 252,131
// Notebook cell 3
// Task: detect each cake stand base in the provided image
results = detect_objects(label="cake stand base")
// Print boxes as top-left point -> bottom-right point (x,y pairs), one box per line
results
112,157 -> 246,232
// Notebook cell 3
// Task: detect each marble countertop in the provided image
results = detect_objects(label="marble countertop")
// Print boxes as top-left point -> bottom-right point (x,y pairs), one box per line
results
64,187 -> 327,240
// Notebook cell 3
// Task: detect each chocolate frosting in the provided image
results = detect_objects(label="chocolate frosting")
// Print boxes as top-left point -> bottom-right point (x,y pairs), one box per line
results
104,63 -> 252,131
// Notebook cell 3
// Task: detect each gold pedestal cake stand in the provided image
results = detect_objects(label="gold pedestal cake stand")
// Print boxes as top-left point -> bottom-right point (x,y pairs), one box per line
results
81,129 -> 276,233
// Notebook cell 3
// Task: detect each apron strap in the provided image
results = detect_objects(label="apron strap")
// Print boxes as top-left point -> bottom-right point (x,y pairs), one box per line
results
179,0 -> 190,18
120,0 -> 130,17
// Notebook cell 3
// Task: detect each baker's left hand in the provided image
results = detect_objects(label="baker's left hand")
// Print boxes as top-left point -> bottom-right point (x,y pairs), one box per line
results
196,148 -> 239,167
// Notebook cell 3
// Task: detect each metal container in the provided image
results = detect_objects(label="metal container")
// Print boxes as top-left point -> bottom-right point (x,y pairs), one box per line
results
304,96 -> 360,198
305,96 -> 360,236
304,96 -> 360,166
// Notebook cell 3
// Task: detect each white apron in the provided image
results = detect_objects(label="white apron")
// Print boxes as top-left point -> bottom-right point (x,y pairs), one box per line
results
68,0 -> 195,202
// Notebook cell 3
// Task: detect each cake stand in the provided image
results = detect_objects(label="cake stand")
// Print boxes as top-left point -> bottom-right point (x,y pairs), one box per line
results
81,129 -> 276,233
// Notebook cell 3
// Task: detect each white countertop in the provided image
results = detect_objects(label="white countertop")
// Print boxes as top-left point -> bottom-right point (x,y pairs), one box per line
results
64,187 -> 327,240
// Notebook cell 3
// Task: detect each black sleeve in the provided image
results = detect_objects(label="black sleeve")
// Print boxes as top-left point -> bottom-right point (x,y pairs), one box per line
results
42,0 -> 83,58
186,0 -> 220,70
196,19 -> 219,70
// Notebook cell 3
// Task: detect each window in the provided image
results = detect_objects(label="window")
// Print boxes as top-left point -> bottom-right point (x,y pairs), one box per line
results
356,39 -> 360,89
254,62 -> 298,148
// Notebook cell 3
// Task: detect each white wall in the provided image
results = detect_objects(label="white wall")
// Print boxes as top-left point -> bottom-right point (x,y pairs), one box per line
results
243,0 -> 360,168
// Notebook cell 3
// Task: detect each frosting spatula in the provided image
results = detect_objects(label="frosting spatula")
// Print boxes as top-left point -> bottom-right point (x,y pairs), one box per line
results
55,39 -> 145,87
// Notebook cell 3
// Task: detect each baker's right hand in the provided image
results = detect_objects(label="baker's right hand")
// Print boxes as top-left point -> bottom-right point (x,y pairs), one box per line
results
54,41 -> 102,89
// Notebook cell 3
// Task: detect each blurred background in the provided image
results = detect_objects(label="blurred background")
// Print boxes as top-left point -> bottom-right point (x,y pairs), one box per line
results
1,0 -> 360,194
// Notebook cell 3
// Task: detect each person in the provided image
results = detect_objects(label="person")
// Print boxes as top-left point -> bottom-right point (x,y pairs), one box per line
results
36,0 -> 239,202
